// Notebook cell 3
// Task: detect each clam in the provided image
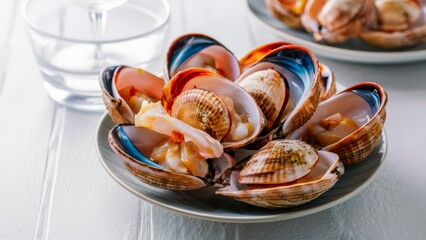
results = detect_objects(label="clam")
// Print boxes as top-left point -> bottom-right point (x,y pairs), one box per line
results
165,33 -> 241,81
236,44 -> 323,139
301,0 -> 377,43
360,0 -> 426,48
216,140 -> 344,208
288,82 -> 387,165
108,101 -> 236,190
100,65 -> 165,124
162,68 -> 265,149
237,69 -> 289,133
240,42 -> 336,102
265,0 -> 309,28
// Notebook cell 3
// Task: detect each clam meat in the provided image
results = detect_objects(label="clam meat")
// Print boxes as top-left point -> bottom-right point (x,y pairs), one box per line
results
288,82 -> 387,165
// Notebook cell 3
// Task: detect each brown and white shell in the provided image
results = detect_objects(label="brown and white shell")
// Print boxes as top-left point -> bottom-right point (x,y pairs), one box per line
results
239,140 -> 319,184
162,67 -> 265,149
108,124 -> 235,190
217,141 -> 343,209
288,82 -> 387,165
99,66 -> 165,124
237,44 -> 323,142
165,33 -> 241,81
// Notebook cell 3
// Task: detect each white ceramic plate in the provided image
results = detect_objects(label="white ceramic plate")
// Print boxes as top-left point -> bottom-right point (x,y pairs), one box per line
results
246,0 -> 426,64
96,113 -> 387,223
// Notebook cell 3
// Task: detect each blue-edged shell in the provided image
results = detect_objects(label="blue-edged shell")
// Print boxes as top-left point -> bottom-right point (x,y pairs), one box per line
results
165,33 -> 241,81
288,82 -> 387,165
236,44 -> 323,139
108,124 -> 235,190
99,66 -> 165,124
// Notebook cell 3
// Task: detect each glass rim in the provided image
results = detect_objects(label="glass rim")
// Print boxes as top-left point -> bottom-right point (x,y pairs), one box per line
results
21,0 -> 171,44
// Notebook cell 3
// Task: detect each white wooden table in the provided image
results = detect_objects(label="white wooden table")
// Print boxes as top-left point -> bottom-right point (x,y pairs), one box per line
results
1,0 -> 426,239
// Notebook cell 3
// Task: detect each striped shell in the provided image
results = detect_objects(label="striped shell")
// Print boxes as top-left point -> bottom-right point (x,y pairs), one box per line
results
237,44 -> 323,138
99,65 -> 165,124
162,68 -> 265,149
165,33 -> 241,81
237,69 -> 288,132
216,148 -> 343,208
240,42 -> 336,102
239,140 -> 319,184
171,88 -> 231,141
108,124 -> 235,190
288,82 -> 387,165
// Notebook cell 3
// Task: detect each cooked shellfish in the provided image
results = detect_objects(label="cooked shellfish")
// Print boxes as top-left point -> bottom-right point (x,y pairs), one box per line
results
301,0 -> 377,43
165,33 -> 241,81
108,101 -> 236,190
216,140 -> 344,208
100,66 -> 165,124
360,0 -> 426,48
288,82 -> 387,165
237,44 -> 322,138
162,68 -> 265,149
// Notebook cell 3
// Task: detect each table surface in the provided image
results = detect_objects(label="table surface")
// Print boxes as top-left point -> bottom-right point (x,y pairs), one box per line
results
2,0 -> 426,239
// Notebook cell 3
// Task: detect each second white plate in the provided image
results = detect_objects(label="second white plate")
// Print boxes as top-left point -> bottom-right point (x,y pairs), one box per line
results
246,0 -> 426,64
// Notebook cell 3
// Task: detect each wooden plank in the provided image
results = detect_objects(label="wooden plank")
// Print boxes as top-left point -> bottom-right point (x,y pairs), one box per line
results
43,110 -> 140,240
0,0 -> 55,238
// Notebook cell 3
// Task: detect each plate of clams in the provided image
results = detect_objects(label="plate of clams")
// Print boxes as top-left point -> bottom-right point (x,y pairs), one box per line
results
96,33 -> 388,222
247,0 -> 426,63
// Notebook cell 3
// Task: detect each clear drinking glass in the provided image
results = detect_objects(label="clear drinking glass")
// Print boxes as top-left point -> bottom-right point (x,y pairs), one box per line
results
22,0 -> 170,111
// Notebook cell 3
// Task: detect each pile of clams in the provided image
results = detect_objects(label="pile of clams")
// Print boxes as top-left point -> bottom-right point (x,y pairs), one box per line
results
100,33 -> 388,209
266,0 -> 426,48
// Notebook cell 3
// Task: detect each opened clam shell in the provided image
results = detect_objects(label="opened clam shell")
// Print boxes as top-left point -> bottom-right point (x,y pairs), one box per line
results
237,44 -> 322,138
288,82 -> 387,165
165,33 -> 241,81
108,122 -> 236,191
162,68 -> 265,149
100,66 -> 165,124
